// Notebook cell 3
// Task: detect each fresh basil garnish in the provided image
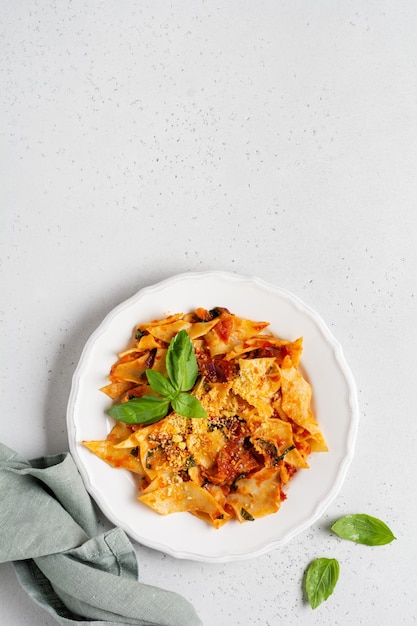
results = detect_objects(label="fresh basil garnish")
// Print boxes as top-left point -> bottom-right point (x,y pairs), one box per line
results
107,395 -> 170,425
145,368 -> 176,398
171,391 -> 208,419
107,329 -> 207,424
331,514 -> 396,546
305,558 -> 340,609
166,328 -> 198,391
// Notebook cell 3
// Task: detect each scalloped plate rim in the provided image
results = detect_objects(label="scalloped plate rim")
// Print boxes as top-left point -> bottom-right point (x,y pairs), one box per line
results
67,271 -> 359,562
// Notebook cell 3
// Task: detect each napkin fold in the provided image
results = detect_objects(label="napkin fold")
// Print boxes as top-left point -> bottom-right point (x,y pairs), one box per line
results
0,442 -> 202,626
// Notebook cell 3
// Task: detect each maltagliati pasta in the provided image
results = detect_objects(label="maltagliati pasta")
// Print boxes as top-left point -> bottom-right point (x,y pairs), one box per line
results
83,307 -> 328,528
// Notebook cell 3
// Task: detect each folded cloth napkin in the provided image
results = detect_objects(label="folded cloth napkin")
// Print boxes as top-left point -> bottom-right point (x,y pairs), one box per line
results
0,442 -> 202,626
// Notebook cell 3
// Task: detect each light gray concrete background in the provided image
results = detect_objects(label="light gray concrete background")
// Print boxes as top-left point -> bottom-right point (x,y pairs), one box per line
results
1,1 -> 416,624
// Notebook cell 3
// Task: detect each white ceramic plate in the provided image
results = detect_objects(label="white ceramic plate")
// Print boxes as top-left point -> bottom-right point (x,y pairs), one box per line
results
67,271 -> 359,562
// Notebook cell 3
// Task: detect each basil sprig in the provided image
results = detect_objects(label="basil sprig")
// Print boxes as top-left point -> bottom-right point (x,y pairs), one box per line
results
331,513 -> 396,546
305,558 -> 340,609
166,328 -> 198,391
107,329 -> 207,425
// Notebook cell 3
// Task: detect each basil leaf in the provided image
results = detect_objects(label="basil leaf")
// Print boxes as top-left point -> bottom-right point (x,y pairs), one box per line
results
331,514 -> 396,546
171,392 -> 207,419
305,558 -> 339,609
107,395 -> 170,425
166,329 -> 198,391
146,369 -> 176,399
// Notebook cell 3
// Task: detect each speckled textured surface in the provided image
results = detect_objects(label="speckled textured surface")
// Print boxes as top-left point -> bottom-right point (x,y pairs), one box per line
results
1,1 -> 417,624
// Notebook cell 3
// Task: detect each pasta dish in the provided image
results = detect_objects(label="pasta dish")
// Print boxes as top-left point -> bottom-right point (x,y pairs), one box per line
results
83,307 -> 327,528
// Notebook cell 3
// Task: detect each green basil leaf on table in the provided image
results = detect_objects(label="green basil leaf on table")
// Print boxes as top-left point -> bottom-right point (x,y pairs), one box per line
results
331,514 -> 396,546
305,557 -> 340,609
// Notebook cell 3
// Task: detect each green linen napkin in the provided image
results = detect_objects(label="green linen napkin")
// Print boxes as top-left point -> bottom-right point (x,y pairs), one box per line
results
0,442 -> 202,626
